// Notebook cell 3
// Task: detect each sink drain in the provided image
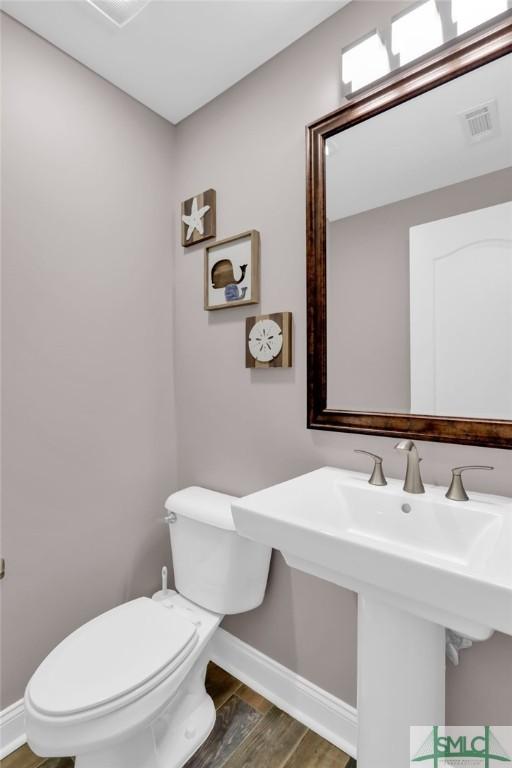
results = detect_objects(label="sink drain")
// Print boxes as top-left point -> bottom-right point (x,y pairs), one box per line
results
401,503 -> 412,514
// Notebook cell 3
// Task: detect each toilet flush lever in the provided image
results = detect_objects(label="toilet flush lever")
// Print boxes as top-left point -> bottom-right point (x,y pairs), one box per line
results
163,510 -> 177,524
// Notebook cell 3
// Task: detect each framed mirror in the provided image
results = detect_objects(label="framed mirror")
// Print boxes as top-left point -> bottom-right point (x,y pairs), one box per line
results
307,13 -> 512,448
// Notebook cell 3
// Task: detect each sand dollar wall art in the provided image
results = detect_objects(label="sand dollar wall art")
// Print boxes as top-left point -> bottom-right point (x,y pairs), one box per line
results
181,189 -> 216,247
204,230 -> 260,310
246,312 -> 292,368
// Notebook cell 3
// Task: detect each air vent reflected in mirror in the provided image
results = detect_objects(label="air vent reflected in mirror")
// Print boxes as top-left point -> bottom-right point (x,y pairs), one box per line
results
459,99 -> 499,143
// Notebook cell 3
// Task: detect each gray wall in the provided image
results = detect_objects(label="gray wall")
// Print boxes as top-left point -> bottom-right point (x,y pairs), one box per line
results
1,15 -> 176,707
327,167 -> 512,412
174,0 -> 512,721
2,0 -> 511,725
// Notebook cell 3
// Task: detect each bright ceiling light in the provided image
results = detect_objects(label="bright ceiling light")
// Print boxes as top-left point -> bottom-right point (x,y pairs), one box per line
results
392,0 -> 444,66
341,32 -> 390,92
451,0 -> 508,34
86,0 -> 151,28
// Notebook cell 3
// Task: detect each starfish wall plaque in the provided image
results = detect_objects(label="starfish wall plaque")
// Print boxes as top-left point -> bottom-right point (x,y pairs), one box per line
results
181,188 -> 216,247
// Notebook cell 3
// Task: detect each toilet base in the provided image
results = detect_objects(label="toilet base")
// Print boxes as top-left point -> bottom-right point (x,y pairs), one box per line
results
75,652 -> 216,768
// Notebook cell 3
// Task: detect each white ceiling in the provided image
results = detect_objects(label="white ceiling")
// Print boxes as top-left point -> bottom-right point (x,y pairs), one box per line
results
1,0 -> 348,124
326,52 -> 512,221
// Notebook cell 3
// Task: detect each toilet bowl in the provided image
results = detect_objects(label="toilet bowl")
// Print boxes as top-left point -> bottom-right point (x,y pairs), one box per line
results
24,487 -> 271,768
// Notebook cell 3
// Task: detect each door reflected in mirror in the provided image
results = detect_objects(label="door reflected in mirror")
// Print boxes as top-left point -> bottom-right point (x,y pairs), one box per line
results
325,53 -> 512,420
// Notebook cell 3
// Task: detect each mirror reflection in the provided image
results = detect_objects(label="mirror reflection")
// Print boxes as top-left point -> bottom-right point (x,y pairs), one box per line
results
326,53 -> 512,420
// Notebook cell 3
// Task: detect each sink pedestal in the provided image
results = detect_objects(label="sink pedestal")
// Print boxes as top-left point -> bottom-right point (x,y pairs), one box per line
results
357,595 -> 445,768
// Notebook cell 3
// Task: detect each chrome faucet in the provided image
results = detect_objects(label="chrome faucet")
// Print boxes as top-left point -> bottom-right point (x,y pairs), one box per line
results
395,440 -> 425,494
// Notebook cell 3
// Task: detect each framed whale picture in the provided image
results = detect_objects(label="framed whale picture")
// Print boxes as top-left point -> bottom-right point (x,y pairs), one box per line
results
204,230 -> 260,311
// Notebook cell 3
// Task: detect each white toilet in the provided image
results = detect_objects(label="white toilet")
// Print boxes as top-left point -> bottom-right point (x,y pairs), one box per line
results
24,487 -> 271,768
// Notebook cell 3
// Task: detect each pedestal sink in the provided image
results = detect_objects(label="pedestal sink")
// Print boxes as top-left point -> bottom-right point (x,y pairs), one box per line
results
231,467 -> 512,768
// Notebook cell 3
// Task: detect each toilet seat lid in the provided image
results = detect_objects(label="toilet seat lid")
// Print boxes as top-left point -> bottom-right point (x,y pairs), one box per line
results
28,598 -> 197,716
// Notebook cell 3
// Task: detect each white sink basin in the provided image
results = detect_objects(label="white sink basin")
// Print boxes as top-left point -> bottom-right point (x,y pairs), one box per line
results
233,466 -> 512,767
341,483 -> 501,564
232,467 -> 512,640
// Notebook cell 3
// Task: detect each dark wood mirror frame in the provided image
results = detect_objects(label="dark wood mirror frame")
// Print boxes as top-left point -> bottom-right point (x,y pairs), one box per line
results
306,13 -> 512,449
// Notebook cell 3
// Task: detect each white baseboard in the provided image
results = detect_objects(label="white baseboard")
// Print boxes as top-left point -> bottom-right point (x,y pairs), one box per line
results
0,699 -> 25,759
0,630 -> 358,760
210,627 -> 358,759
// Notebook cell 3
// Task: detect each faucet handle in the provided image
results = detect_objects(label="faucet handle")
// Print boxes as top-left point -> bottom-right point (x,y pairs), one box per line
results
354,450 -> 387,486
445,465 -> 494,502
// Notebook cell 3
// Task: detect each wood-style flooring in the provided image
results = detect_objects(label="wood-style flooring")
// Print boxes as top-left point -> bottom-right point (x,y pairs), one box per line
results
2,663 -> 354,768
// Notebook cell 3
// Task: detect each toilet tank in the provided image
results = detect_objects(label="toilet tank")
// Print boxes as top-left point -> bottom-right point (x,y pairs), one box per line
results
164,487 -> 271,615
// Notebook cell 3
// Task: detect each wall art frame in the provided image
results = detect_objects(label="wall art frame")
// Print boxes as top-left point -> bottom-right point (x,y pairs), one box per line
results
246,312 -> 293,368
204,230 -> 260,311
181,188 -> 216,247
